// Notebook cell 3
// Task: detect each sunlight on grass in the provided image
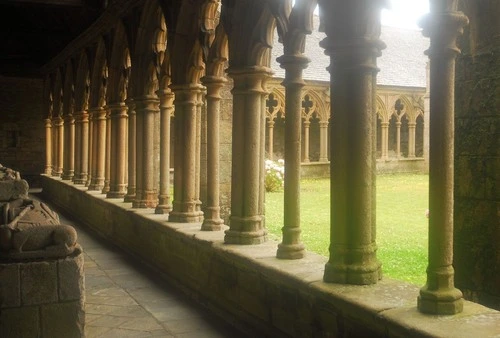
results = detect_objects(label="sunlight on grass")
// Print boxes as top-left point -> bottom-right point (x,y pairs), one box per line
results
265,173 -> 428,286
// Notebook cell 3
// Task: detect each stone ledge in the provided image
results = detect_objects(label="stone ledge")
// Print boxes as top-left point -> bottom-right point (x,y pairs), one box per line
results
41,175 -> 500,337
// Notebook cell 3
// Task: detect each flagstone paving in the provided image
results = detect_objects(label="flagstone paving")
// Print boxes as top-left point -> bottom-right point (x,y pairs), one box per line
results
31,191 -> 249,338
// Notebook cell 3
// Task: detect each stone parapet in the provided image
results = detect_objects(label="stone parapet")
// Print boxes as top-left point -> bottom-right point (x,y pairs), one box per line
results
0,248 -> 85,337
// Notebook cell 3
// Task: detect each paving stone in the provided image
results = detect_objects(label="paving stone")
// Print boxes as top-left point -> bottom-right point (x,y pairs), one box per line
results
119,316 -> 164,331
107,305 -> 151,318
89,315 -> 130,328
85,325 -> 112,338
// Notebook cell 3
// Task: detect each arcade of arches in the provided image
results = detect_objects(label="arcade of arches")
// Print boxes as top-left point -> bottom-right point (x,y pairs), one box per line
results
1,0 -> 499,336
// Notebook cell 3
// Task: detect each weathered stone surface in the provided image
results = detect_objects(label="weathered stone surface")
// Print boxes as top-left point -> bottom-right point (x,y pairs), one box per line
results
20,260 -> 58,305
41,300 -> 85,338
0,306 -> 39,338
0,263 -> 20,308
58,252 -> 85,301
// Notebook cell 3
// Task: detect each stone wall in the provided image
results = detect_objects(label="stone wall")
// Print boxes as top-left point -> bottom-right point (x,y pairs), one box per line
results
0,251 -> 85,337
454,1 -> 500,310
41,175 -> 500,338
0,76 -> 45,188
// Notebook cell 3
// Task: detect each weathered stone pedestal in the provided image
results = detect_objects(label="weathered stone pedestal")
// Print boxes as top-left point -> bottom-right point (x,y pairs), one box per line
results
0,248 -> 85,338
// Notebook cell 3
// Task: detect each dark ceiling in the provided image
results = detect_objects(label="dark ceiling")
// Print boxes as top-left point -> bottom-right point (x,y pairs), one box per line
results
0,0 -> 107,77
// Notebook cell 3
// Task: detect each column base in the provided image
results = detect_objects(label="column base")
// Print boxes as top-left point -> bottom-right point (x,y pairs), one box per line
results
155,205 -> 172,215
277,243 -> 305,259
168,211 -> 203,223
73,174 -> 87,185
88,178 -> 104,191
201,218 -> 224,231
61,171 -> 74,180
418,287 -> 464,315
101,181 -> 110,194
106,191 -> 126,199
124,193 -> 135,203
323,260 -> 382,285
44,168 -> 52,175
225,215 -> 267,244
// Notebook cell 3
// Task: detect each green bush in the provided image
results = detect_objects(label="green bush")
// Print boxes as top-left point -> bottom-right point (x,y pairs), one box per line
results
265,159 -> 284,192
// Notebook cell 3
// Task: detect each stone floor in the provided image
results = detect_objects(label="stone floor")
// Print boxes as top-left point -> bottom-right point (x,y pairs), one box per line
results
31,191 -> 249,338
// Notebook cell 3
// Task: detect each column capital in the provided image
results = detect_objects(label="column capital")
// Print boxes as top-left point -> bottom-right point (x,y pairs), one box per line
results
106,102 -> 128,118
226,66 -> 273,95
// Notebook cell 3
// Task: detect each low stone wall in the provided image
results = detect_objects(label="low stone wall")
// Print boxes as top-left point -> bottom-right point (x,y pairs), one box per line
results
0,248 -> 85,338
41,175 -> 500,338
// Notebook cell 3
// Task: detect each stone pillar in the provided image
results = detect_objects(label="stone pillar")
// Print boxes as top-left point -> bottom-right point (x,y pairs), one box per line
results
102,110 -> 111,194
303,120 -> 310,163
195,89 -> 203,215
73,111 -> 89,184
276,54 -> 309,259
86,111 -> 93,186
267,119 -> 275,160
381,121 -> 389,160
107,103 -> 128,198
417,0 -> 468,315
319,121 -> 329,162
88,107 -> 106,191
133,96 -> 159,208
320,0 -> 383,285
423,62 -> 430,172
51,119 -> 57,176
200,76 -> 225,230
62,113 -> 75,180
396,120 -> 401,158
224,67 -> 270,244
169,85 -> 204,222
408,121 -> 416,158
55,116 -> 64,176
124,99 -> 136,202
155,90 -> 174,214
44,118 -> 52,175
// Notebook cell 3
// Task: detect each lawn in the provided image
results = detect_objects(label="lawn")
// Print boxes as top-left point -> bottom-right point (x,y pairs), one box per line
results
265,173 -> 429,286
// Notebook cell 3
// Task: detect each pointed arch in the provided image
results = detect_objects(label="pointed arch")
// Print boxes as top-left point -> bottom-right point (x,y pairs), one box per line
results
391,95 -> 414,122
376,94 -> 389,122
43,73 -> 54,119
265,88 -> 286,120
205,23 -> 228,77
302,89 -> 327,121
107,21 -> 132,104
74,51 -> 90,112
63,59 -> 75,117
53,68 -> 64,118
89,37 -> 108,108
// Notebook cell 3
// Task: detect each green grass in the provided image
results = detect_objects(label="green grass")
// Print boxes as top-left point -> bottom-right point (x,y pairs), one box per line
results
265,173 -> 428,286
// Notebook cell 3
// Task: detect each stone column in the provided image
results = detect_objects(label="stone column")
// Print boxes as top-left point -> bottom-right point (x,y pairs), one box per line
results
320,0 -> 383,284
267,119 -> 275,160
88,107 -> 106,191
396,120 -> 401,158
225,67 -> 270,244
169,85 -> 204,222
86,111 -> 93,186
417,0 -> 468,315
195,89 -> 203,215
102,110 -> 111,194
107,103 -> 128,198
200,76 -> 225,230
44,118 -> 52,174
74,111 -> 89,184
155,89 -> 174,214
303,120 -> 310,163
62,113 -> 75,180
124,99 -> 136,202
319,121 -> 329,162
276,54 -> 309,259
133,96 -> 159,208
408,121 -> 416,158
423,62 -> 430,172
56,116 -> 64,176
381,121 -> 389,160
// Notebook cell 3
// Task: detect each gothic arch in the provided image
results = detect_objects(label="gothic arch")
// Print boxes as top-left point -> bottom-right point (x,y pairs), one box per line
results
391,95 -> 414,122
89,37 -> 108,109
53,68 -> 63,118
43,73 -> 54,119
63,59 -> 75,117
205,23 -> 228,78
376,94 -> 389,122
74,51 -> 90,112
302,89 -> 326,121
107,21 -> 131,104
265,88 -> 285,121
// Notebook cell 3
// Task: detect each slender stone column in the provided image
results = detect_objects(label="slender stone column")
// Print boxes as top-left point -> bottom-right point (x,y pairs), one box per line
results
51,119 -> 57,176
201,76 -> 225,230
408,121 -> 416,158
396,120 -> 401,158
320,0 -> 383,284
319,121 -> 329,162
303,120 -> 310,162
276,54 -> 309,259
169,85 -> 204,222
44,118 -> 52,174
62,113 -> 75,180
56,116 -> 64,176
86,111 -> 93,186
88,107 -> 106,191
107,103 -> 128,198
423,62 -> 430,172
155,89 -> 174,214
417,0 -> 468,315
133,96 -> 159,208
74,111 -> 89,184
195,89 -> 203,215
124,99 -> 136,202
225,67 -> 270,244
381,121 -> 389,160
102,110 -> 111,194
267,120 -> 275,160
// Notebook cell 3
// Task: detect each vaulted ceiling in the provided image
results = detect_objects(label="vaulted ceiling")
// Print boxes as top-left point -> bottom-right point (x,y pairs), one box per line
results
0,0 -> 107,77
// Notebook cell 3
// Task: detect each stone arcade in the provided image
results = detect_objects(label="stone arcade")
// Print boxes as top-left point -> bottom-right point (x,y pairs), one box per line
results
0,0 -> 499,337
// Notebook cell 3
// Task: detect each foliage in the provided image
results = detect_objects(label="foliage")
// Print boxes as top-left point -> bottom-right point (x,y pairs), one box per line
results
265,174 -> 429,286
265,159 -> 285,192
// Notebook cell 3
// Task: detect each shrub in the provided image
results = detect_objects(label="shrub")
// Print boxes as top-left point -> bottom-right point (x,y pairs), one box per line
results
265,159 -> 285,192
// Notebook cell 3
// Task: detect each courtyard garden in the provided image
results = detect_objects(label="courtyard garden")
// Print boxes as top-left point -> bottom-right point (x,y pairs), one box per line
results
265,173 -> 429,286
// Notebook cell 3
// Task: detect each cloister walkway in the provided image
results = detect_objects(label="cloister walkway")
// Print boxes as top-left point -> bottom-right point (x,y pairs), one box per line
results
30,190 -> 250,338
